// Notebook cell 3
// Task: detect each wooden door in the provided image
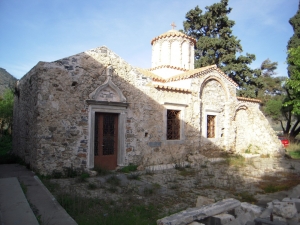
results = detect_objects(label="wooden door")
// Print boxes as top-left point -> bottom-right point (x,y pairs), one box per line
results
94,113 -> 118,170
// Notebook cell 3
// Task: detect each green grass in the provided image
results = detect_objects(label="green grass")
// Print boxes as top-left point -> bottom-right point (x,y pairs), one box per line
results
286,143 -> 300,159
225,155 -> 246,167
54,191 -> 161,225
237,192 -> 257,203
119,164 -> 138,173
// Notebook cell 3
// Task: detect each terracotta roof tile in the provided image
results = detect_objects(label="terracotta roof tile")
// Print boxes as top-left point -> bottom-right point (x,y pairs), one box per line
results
151,30 -> 196,45
154,84 -> 191,93
137,65 -> 238,88
237,97 -> 262,103
148,65 -> 188,72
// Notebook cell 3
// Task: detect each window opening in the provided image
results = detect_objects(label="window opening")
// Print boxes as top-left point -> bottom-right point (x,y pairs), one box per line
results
207,115 -> 216,138
167,110 -> 180,140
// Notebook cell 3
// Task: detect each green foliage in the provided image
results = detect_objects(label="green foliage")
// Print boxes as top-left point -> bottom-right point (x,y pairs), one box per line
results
106,175 -> 121,186
119,164 -> 138,173
288,3 -> 300,76
286,143 -> 300,159
264,99 -> 284,120
183,0 -> 259,97
0,89 -> 14,134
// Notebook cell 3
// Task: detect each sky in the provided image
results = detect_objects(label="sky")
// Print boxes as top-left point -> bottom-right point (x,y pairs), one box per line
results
0,0 -> 298,79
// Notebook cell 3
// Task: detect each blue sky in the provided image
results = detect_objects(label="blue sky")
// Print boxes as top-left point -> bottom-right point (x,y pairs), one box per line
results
0,0 -> 298,79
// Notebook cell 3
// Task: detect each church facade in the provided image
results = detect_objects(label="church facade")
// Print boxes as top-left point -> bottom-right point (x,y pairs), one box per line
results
13,29 -> 282,174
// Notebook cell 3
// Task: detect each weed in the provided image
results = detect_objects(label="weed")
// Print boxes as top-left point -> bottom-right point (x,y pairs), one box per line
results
51,170 -> 63,179
107,185 -> 118,193
179,169 -> 196,177
245,144 -> 252,154
20,181 -> 27,195
286,143 -> 300,159
106,175 -> 121,186
289,164 -> 295,170
258,172 -> 300,193
226,155 -> 246,167
94,166 -> 111,176
237,192 -> 257,203
260,154 -> 270,158
200,164 -> 207,169
63,167 -> 79,178
76,173 -> 90,183
120,164 -> 138,173
127,173 -> 140,180
87,182 -> 97,190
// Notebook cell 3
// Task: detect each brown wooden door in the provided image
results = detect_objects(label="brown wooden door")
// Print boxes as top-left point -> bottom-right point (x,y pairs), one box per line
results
94,113 -> 118,170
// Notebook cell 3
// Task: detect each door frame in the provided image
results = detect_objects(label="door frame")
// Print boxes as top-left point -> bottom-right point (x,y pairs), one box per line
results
87,101 -> 127,169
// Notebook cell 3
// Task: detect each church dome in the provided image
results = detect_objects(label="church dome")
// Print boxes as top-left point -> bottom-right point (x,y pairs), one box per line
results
151,27 -> 196,72
151,30 -> 196,45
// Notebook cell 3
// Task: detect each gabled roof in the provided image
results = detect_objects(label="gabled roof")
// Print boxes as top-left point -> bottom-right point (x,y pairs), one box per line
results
137,65 -> 238,87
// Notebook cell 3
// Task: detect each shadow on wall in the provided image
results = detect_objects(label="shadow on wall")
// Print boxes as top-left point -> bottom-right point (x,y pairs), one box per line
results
12,47 -> 282,175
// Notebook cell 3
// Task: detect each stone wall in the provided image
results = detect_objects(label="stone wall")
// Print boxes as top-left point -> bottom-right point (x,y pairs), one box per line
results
13,46 -> 283,175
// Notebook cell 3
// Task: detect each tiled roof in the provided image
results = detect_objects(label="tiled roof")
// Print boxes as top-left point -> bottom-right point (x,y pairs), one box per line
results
136,68 -> 165,81
165,65 -> 239,87
237,97 -> 262,103
151,30 -> 196,45
148,65 -> 188,72
154,84 -> 191,93
137,65 -> 238,87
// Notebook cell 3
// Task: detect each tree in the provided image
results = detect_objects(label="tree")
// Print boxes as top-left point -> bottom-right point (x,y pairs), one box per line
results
0,89 -> 14,134
183,0 -> 260,97
288,2 -> 300,76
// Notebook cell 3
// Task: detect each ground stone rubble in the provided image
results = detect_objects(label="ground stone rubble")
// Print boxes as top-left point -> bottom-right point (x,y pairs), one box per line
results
157,185 -> 300,225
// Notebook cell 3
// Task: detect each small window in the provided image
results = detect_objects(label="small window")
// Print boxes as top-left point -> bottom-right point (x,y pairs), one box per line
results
207,115 -> 216,138
167,110 -> 180,140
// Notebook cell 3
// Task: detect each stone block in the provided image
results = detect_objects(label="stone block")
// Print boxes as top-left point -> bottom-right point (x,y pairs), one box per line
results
288,184 -> 300,198
260,208 -> 273,219
254,218 -> 287,225
157,199 -> 240,225
282,198 -> 300,212
241,202 -> 264,217
236,212 -> 254,225
187,222 -> 205,225
212,213 -> 235,224
196,196 -> 215,208
272,202 -> 297,219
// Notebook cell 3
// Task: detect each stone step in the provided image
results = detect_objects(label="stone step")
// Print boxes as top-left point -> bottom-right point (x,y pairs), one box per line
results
0,177 -> 39,225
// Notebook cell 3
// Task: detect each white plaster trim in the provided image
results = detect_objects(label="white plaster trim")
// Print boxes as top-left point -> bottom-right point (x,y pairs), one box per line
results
87,104 -> 127,169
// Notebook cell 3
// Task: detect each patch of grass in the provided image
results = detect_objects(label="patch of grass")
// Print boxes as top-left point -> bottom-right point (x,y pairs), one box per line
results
20,181 -> 27,195
260,154 -> 270,158
94,166 -> 111,176
55,190 -> 162,225
237,192 -> 257,203
286,143 -> 300,159
51,170 -> 63,179
120,164 -> 138,173
76,173 -> 90,183
178,168 -> 196,177
87,182 -> 97,190
127,173 -> 140,180
226,155 -> 246,167
106,175 -> 121,186
258,172 -> 300,193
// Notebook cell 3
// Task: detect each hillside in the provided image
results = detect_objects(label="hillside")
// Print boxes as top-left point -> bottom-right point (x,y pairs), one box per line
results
0,68 -> 17,96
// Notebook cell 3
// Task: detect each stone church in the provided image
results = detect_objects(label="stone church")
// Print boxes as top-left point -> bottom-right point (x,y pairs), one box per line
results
13,28 -> 282,174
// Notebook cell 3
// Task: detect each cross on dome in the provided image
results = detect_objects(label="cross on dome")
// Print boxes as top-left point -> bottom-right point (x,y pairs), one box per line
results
171,22 -> 176,30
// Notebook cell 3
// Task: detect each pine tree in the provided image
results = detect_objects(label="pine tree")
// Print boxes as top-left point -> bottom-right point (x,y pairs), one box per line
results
288,2 -> 300,76
183,0 -> 260,97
